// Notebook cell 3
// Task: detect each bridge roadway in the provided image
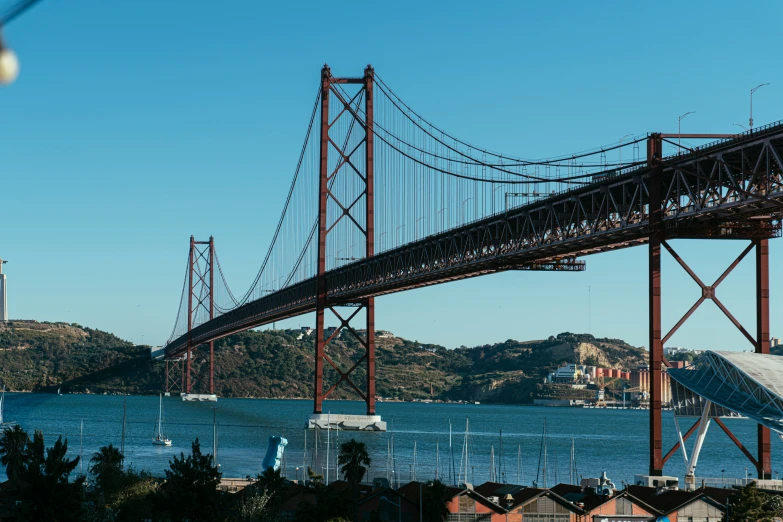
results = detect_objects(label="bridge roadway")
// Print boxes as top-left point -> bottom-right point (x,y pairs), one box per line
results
165,123 -> 783,357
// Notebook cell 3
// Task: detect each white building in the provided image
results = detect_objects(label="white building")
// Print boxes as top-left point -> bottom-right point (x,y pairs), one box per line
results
547,363 -> 592,384
0,258 -> 7,322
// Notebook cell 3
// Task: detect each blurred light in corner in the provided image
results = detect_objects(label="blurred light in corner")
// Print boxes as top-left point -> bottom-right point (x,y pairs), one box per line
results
0,43 -> 19,85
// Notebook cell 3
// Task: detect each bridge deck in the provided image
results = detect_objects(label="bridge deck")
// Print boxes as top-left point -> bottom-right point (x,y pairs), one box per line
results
165,123 -> 783,356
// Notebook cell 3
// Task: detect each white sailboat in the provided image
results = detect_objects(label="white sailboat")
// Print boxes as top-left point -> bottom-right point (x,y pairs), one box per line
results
152,394 -> 172,446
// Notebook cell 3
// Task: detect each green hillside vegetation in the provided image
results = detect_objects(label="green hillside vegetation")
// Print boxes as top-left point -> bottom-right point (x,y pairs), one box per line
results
0,321 -> 647,404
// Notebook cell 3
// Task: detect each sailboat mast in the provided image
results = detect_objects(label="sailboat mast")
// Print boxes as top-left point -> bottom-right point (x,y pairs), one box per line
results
412,441 -> 417,482
517,444 -> 521,485
489,445 -> 495,482
499,429 -> 503,483
121,398 -> 127,469
325,412 -> 331,485
449,420 -> 454,485
212,407 -> 218,468
158,394 -> 163,436
302,428 -> 307,481
543,418 -> 547,488
570,438 -> 574,484
435,440 -> 439,481
80,419 -> 84,475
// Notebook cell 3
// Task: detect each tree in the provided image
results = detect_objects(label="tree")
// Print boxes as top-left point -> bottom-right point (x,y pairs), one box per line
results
338,438 -> 371,487
109,470 -> 159,522
725,483 -> 783,522
307,466 -> 324,485
10,430 -> 85,521
422,480 -> 452,522
236,489 -> 274,522
159,438 -> 222,522
0,424 -> 30,481
89,444 -> 125,495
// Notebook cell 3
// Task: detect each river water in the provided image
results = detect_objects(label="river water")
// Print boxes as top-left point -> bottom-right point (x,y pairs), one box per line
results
1,393 -> 779,486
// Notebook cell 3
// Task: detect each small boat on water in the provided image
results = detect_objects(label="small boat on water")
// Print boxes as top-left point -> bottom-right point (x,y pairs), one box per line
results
152,394 -> 172,446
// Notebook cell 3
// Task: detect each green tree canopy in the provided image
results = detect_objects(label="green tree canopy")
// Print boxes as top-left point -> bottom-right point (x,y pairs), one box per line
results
89,444 -> 125,496
0,424 -> 30,481
338,438 -> 371,487
9,430 -> 84,521
422,480 -> 452,522
726,483 -> 783,522
159,438 -> 222,522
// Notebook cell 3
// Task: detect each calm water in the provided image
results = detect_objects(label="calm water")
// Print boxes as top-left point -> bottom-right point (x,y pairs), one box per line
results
1,393 -> 779,486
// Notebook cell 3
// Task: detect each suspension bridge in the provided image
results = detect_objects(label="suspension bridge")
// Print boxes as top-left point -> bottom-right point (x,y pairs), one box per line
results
162,64 -> 783,479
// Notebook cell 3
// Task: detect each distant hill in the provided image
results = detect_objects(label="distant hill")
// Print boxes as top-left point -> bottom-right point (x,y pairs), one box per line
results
0,321 -> 647,404
0,320 -> 160,394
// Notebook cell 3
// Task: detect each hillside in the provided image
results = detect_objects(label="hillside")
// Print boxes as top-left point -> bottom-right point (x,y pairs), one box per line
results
0,321 -> 647,404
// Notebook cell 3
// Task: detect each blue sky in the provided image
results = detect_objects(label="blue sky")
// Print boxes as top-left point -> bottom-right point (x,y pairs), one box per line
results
2,0 -> 782,350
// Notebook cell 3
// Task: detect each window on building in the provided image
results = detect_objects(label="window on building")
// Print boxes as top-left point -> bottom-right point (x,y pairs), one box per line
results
616,497 -> 633,515
458,495 -> 476,513
521,497 -> 571,522
677,499 -> 723,522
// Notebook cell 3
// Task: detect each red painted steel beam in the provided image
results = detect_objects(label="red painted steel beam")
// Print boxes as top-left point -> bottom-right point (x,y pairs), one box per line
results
313,65 -> 331,415
648,133 -> 664,476
659,133 -> 736,139
186,236 -> 194,394
662,420 -> 699,465
714,417 -> 759,469
209,237 -> 215,395
364,65 -> 376,416
756,238 -> 771,479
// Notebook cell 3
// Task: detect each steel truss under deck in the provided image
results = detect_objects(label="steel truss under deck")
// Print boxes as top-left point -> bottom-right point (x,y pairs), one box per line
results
165,95 -> 783,473
166,124 -> 783,358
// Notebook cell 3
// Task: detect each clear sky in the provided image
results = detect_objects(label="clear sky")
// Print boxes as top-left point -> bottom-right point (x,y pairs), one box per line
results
2,0 -> 782,350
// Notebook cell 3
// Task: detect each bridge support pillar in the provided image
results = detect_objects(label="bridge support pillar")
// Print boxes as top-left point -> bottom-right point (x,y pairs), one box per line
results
183,236 -> 216,396
756,238 -> 771,479
648,134 -> 664,476
165,357 -> 184,395
311,64 -> 380,425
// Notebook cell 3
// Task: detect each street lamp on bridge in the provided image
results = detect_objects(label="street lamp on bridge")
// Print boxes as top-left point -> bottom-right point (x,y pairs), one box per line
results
415,217 -> 426,240
395,225 -> 406,248
618,134 -> 633,167
734,123 -> 748,133
460,198 -> 474,224
678,111 -> 695,153
437,207 -> 449,232
750,83 -> 770,129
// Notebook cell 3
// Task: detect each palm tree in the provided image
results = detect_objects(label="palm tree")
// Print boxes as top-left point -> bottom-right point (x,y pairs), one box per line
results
0,424 -> 30,481
89,444 -> 124,494
12,431 -> 84,520
338,438 -> 371,487
422,480 -> 452,522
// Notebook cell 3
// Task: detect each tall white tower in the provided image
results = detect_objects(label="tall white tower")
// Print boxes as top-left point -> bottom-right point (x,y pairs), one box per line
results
0,258 -> 7,321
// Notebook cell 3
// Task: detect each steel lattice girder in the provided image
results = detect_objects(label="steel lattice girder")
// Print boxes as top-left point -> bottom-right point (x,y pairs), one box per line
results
668,351 -> 783,433
165,126 -> 783,356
